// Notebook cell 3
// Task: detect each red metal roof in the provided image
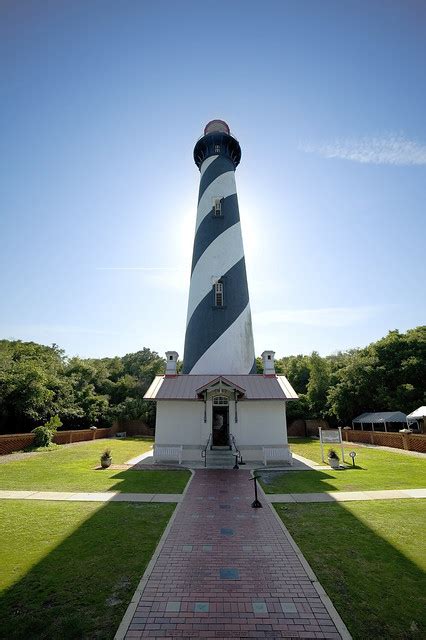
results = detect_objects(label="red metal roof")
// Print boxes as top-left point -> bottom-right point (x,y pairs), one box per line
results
144,374 -> 298,401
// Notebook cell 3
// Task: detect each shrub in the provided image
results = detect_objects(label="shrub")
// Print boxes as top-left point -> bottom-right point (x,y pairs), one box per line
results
101,449 -> 112,461
31,415 -> 63,448
32,425 -> 54,448
328,448 -> 339,460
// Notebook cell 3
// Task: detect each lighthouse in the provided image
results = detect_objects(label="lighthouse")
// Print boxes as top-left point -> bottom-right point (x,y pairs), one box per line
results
183,120 -> 256,375
144,120 -> 297,466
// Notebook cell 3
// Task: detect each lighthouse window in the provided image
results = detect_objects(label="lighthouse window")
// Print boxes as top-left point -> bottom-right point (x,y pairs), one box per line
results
214,144 -> 221,153
213,198 -> 222,216
214,282 -> 224,307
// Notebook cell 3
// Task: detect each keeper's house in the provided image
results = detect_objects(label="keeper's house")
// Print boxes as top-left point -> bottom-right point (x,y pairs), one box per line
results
145,351 -> 298,463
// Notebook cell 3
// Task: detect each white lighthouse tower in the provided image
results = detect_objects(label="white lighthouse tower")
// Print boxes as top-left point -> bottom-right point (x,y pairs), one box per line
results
183,119 -> 256,375
145,121 -> 297,465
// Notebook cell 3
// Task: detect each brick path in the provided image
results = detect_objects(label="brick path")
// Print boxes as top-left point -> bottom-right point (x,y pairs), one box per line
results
119,470 -> 347,639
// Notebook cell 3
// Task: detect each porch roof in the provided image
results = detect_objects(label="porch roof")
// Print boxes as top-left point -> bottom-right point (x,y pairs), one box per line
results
144,374 -> 298,401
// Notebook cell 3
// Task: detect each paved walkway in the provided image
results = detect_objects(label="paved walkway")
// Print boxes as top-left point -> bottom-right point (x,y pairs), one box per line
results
1,487 -> 425,504
116,470 -> 350,639
267,488 -> 426,502
0,490 -> 182,502
126,451 -> 330,472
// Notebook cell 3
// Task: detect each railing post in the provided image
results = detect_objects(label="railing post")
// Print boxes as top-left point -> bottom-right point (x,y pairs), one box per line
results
202,434 -> 211,468
250,473 -> 262,508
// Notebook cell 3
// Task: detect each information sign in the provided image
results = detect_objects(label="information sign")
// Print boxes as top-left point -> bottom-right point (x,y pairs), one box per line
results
321,430 -> 341,443
318,427 -> 345,463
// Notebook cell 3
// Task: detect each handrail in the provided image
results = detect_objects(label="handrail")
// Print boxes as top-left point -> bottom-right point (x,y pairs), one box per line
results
201,434 -> 211,468
229,433 -> 240,458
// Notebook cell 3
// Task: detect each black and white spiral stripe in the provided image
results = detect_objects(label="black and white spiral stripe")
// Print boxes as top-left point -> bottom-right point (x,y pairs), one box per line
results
182,152 -> 256,374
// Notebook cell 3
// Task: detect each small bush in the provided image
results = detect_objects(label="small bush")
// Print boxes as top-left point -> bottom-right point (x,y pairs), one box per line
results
31,415 -> 63,448
101,449 -> 112,461
32,425 -> 54,448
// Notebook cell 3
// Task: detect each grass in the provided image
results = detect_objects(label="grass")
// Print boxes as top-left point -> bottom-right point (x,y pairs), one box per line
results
260,437 -> 426,494
0,499 -> 175,639
0,438 -> 190,493
276,499 -> 426,640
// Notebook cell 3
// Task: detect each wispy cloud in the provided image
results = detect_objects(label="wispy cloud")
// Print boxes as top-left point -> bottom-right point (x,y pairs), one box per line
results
96,266 -> 189,292
253,306 -> 381,328
96,267 -> 186,271
300,134 -> 426,166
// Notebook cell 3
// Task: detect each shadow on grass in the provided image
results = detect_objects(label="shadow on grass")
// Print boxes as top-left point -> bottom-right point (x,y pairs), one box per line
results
0,444 -> 185,640
276,499 -> 426,640
0,498 -> 175,640
95,466 -> 191,494
0,438 -> 190,494
259,465 -> 363,491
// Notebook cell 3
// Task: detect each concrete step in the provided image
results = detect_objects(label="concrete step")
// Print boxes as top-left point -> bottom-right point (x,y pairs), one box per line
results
204,451 -> 239,468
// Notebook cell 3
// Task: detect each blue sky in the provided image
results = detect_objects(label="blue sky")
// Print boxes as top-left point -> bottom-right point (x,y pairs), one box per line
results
1,0 -> 425,359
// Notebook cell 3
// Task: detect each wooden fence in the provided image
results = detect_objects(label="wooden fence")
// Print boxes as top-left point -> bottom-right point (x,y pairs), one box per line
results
0,420 -> 153,456
343,429 -> 426,453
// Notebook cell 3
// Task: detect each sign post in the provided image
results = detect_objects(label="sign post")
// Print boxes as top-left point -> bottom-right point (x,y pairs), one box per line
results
319,427 -> 345,463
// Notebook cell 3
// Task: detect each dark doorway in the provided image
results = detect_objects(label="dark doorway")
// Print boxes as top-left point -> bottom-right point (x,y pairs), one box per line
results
212,406 -> 229,446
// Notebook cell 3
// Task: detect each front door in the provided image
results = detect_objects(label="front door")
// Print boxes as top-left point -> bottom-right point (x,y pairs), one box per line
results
212,405 -> 229,446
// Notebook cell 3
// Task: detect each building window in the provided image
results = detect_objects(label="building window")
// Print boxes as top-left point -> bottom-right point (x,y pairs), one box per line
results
169,355 -> 173,360
214,144 -> 221,153
214,281 -> 223,307
213,395 -> 228,406
213,197 -> 222,216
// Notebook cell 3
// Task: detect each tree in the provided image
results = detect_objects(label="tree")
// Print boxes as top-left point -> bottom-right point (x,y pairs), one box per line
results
280,355 -> 311,394
306,352 -> 331,418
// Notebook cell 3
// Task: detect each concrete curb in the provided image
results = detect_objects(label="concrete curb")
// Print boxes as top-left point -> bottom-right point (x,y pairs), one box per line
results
255,476 -> 352,640
113,469 -> 195,640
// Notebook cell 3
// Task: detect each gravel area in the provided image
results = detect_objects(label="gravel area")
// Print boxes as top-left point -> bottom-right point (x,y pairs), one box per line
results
0,451 -> 41,464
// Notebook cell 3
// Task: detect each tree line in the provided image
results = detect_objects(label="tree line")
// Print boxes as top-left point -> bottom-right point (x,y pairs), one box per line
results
262,326 -> 425,424
0,342 -> 164,434
0,326 -> 424,434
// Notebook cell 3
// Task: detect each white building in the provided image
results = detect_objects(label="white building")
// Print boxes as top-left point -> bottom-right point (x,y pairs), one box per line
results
144,120 -> 298,465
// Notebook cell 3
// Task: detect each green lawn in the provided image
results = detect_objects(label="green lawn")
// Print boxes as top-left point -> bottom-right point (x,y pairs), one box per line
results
260,437 -> 426,493
0,499 -> 174,639
276,500 -> 426,640
0,438 -> 190,493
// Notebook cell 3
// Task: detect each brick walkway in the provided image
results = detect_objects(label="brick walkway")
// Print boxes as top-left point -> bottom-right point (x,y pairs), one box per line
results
118,470 -> 348,639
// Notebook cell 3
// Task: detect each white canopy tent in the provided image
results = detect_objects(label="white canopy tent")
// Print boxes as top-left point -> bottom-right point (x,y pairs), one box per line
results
352,411 -> 409,432
407,407 -> 426,431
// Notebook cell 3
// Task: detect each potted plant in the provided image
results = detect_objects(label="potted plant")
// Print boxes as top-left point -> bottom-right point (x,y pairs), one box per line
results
327,448 -> 340,469
100,449 -> 112,469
